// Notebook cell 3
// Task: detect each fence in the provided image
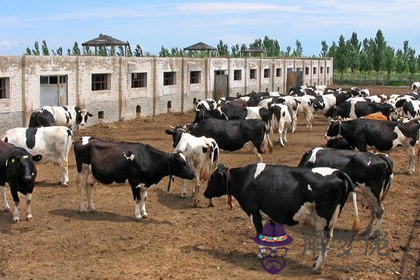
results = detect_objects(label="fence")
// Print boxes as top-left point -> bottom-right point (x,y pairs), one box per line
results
333,72 -> 420,86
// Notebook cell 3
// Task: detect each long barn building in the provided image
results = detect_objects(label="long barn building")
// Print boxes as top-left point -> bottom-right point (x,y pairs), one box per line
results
0,56 -> 333,133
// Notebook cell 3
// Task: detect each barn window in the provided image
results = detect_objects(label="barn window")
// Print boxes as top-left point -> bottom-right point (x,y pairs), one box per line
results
167,100 -> 172,112
164,72 -> 176,86
276,68 -> 282,77
92,74 -> 110,91
190,71 -> 201,84
305,67 -> 309,75
136,105 -> 141,115
234,70 -> 242,81
0,78 -> 10,99
131,72 -> 147,88
320,67 -> 324,74
313,67 -> 317,75
264,69 -> 270,78
98,111 -> 104,119
250,69 -> 257,79
327,67 -> 330,74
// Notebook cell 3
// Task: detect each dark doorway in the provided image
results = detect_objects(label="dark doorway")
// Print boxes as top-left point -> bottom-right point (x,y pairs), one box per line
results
214,70 -> 228,100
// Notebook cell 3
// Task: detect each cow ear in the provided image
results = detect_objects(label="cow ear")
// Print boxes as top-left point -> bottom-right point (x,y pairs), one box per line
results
32,155 -> 43,162
165,129 -> 174,135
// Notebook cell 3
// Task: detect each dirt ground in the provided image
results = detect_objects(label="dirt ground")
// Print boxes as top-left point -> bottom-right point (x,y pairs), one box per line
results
0,86 -> 419,280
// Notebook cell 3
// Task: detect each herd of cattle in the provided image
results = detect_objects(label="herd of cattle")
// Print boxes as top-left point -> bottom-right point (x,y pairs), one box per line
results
1,83 -> 420,273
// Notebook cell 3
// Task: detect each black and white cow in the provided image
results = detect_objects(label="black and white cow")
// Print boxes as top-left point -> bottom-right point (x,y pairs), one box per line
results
165,126 -> 219,207
29,105 -> 93,130
2,127 -> 73,186
298,147 -> 393,238
411,82 -> 420,93
259,96 -> 300,133
73,136 -> 195,220
193,98 -> 217,111
394,99 -> 420,119
324,101 -> 394,120
268,103 -> 292,146
0,140 -> 42,222
187,118 -> 273,162
204,163 -> 360,273
325,119 -> 420,174
193,103 -> 270,125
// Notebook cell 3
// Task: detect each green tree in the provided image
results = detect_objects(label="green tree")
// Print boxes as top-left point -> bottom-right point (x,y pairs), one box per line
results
56,47 -> 63,56
383,46 -> 395,77
25,47 -> 31,55
117,46 -> 125,56
347,32 -> 361,76
32,41 -> 40,56
126,42 -> 133,57
217,39 -> 229,56
72,42 -> 81,55
327,42 -> 337,58
159,46 -> 170,57
262,36 -> 280,57
292,40 -> 303,57
395,49 -> 407,74
407,48 -> 417,78
41,40 -> 49,56
285,46 -> 291,57
320,41 -> 328,57
359,39 -> 372,73
170,47 -> 183,56
335,35 -> 349,78
231,44 -> 241,57
66,48 -> 71,56
133,44 -> 143,57
370,29 -> 387,74
97,46 -> 107,56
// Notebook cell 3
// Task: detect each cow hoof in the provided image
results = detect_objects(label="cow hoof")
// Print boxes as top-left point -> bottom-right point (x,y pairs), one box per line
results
180,193 -> 187,198
311,268 -> 323,274
208,203 -> 214,208
61,183 -> 68,187
135,216 -> 142,222
13,217 -> 19,223
3,207 -> 10,212
142,215 -> 149,219
406,170 -> 414,175
26,215 -> 33,221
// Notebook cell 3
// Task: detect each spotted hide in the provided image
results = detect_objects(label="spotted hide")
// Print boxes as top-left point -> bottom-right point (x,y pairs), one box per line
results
204,163 -> 360,273
2,127 -> 73,186
29,106 -> 93,130
325,119 -> 420,174
298,147 -> 393,238
73,136 -> 195,220
0,140 -> 42,222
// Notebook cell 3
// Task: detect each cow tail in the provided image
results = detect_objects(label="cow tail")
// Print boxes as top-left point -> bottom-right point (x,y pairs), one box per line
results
377,154 -> 394,201
337,171 -> 361,234
261,130 -> 273,154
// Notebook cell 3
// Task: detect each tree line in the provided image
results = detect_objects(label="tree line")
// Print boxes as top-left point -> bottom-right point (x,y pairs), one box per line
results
24,30 -> 419,77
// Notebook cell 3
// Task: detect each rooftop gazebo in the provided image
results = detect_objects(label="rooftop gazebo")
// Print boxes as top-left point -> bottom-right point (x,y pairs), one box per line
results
184,42 -> 217,57
82,34 -> 129,56
243,47 -> 266,57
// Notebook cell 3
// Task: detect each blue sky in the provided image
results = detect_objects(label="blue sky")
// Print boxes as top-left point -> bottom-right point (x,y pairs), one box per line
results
1,0 -> 419,56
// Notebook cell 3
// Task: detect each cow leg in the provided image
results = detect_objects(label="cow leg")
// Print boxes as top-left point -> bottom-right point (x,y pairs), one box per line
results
406,146 -> 415,175
25,193 -> 33,221
133,184 -> 142,221
291,116 -> 298,133
10,188 -> 20,223
86,183 -> 96,211
313,224 -> 332,274
357,185 -> 384,238
1,185 -> 10,212
192,184 -> 200,207
62,159 -> 69,187
77,164 -> 90,212
283,128 -> 288,144
180,179 -> 188,198
139,186 -> 149,218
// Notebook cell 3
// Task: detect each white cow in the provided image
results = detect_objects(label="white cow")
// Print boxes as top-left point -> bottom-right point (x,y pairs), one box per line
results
268,103 -> 292,146
258,96 -> 299,133
165,127 -> 219,207
2,127 -> 73,186
29,105 -> 92,130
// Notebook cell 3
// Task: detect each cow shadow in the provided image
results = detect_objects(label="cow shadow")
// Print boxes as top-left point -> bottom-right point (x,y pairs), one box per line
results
35,180 -> 63,188
180,243 -> 313,276
154,187 -> 204,210
49,208 -> 171,226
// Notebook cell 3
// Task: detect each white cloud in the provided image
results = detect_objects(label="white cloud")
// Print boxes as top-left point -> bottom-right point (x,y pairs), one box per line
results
0,40 -> 20,49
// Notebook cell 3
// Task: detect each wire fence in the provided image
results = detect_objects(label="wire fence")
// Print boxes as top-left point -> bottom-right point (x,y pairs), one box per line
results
333,72 -> 420,87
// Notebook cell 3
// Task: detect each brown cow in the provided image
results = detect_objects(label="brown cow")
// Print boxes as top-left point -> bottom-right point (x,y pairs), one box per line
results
362,111 -> 388,121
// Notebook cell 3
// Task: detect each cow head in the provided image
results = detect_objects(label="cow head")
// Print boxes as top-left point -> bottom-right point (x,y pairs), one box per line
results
165,126 -> 187,148
6,149 -> 42,186
324,106 -> 337,119
325,121 -> 341,140
204,164 -> 228,199
168,152 -> 195,180
75,107 -> 93,129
